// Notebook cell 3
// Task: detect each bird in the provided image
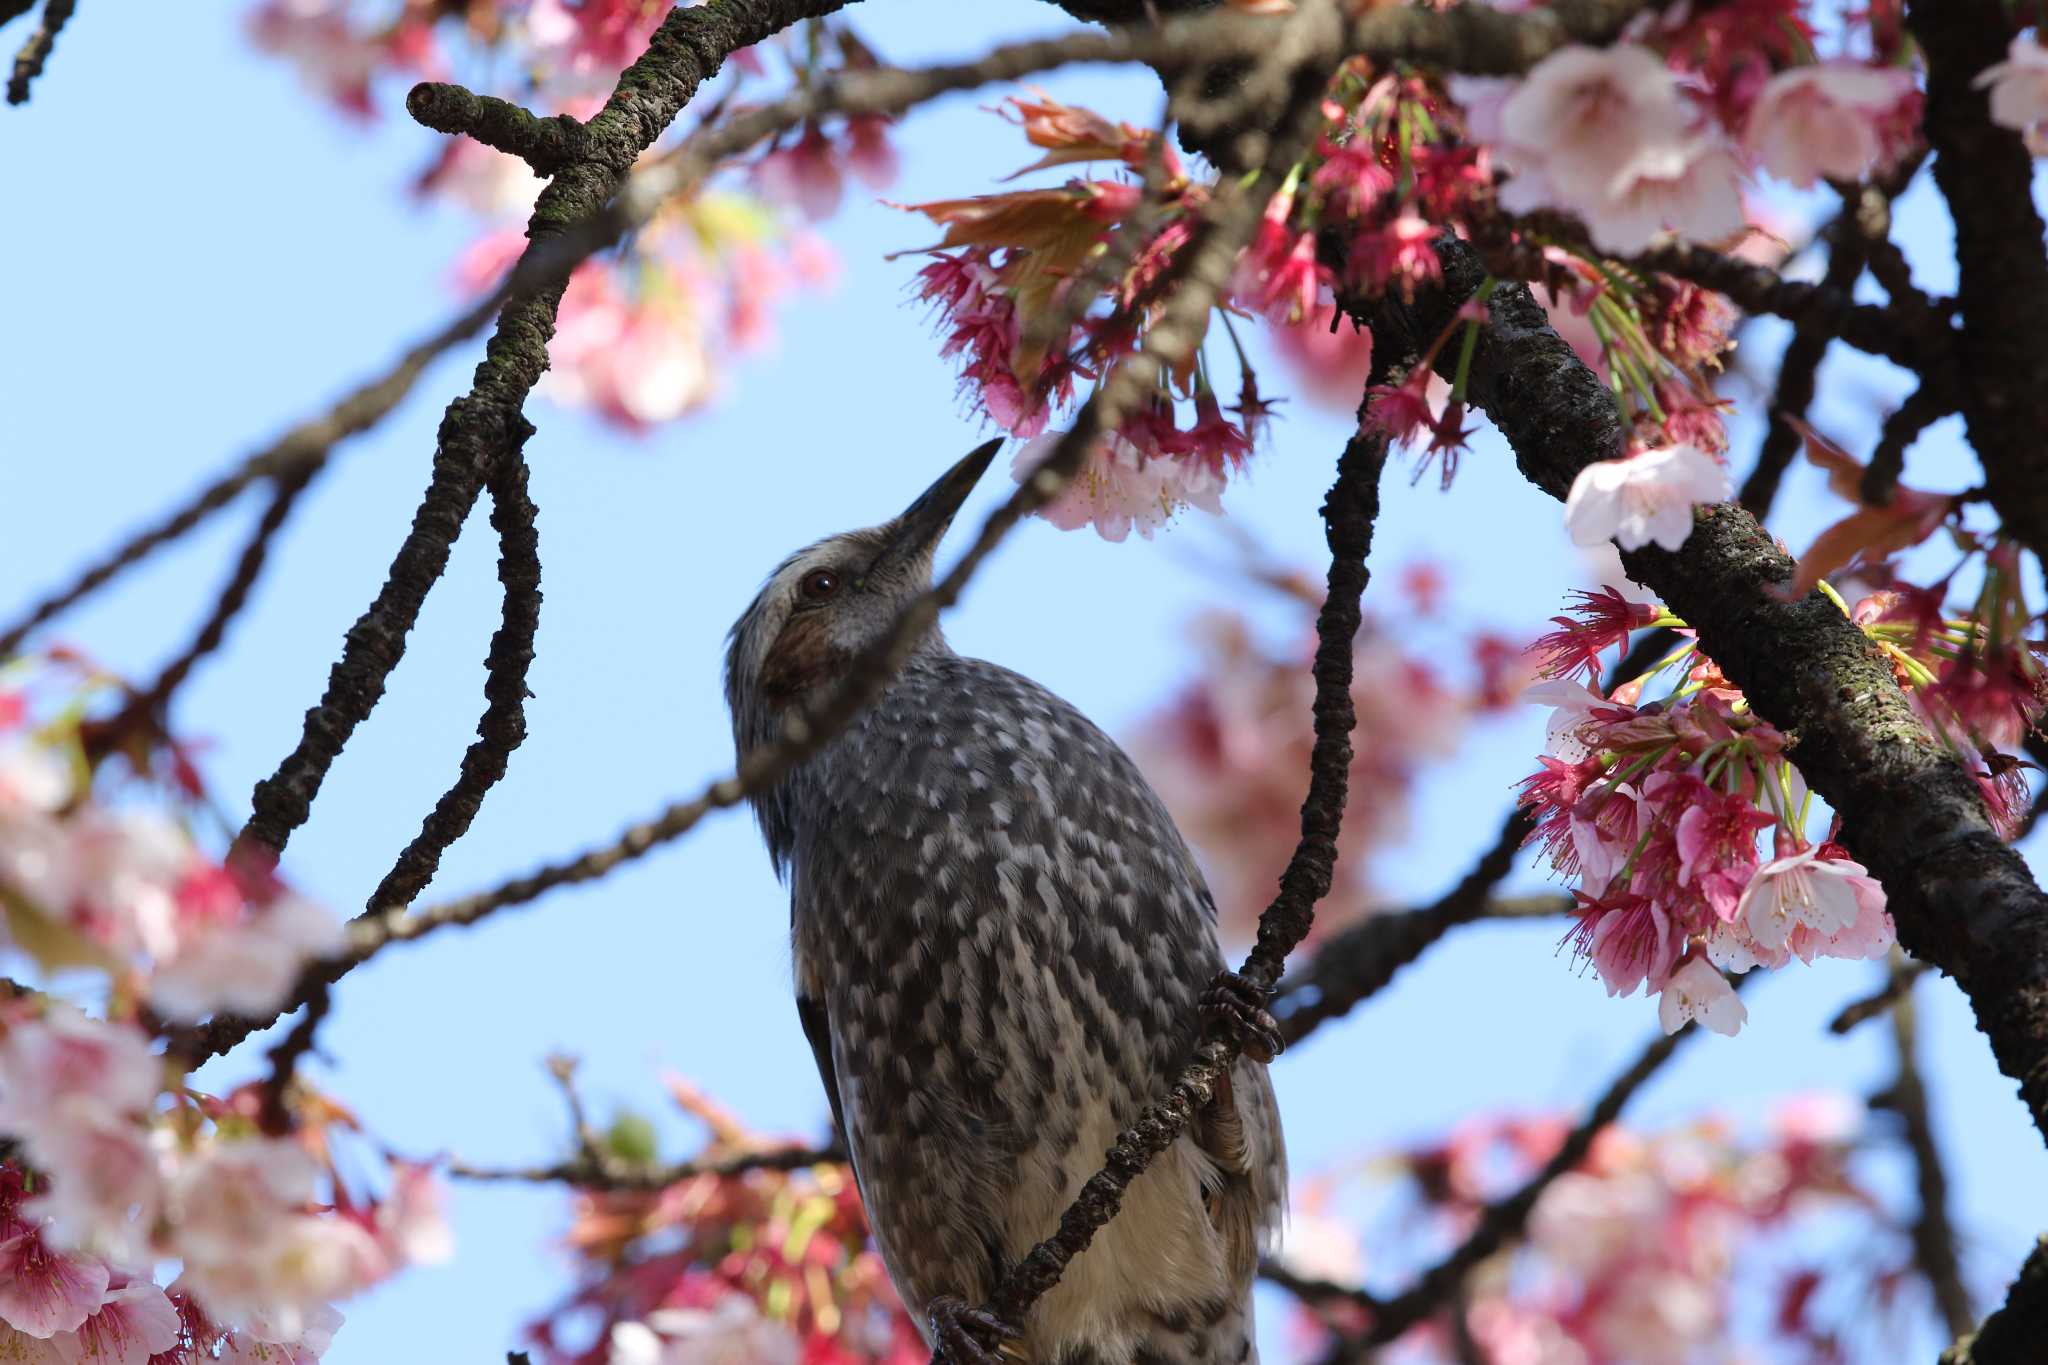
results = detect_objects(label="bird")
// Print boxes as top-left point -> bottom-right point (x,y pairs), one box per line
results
725,440 -> 1288,1365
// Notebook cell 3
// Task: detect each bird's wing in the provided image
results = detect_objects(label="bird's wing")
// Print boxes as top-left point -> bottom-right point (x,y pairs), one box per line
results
796,991 -> 848,1147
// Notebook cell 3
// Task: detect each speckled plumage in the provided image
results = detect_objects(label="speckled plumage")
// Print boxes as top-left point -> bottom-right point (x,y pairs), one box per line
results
726,449 -> 1285,1365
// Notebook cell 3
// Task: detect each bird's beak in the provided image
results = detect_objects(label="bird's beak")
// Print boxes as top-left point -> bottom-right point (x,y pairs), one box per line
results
868,439 -> 1002,579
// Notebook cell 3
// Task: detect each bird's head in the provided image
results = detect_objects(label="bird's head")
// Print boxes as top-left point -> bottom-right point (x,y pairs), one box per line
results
724,439 -> 1000,763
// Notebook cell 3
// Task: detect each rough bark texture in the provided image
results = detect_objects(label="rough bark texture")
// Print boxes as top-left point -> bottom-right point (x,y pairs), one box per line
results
1355,234 -> 2048,1147
239,0 -> 850,857
1909,0 -> 2048,563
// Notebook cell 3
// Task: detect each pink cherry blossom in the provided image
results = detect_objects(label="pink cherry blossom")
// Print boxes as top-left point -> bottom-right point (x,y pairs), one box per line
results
1674,787 -> 1778,922
1498,45 -> 1693,208
751,126 -> 845,222
1574,892 -> 1680,997
1564,444 -> 1732,552
1656,956 -> 1747,1036
55,1279 -> 179,1365
1735,845 -> 1885,956
148,893 -> 342,1023
1589,139 -> 1748,254
0,1008 -> 160,1135
163,1140 -> 321,1267
1975,32 -> 2048,154
178,1217 -> 380,1344
373,1165 -> 453,1268
1745,63 -> 1917,188
22,1113 -> 164,1264
843,117 -> 900,191
1013,431 -> 1195,542
0,1225 -> 108,1339
609,1297 -> 804,1365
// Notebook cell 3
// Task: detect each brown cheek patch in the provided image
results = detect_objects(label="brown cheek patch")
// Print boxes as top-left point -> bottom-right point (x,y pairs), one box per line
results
760,612 -> 850,702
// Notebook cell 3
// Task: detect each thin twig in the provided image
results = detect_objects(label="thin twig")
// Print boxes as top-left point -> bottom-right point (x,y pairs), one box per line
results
1873,956 -> 1975,1338
0,301 -> 491,661
1274,810 -> 1543,1046
173,46 -> 1292,1067
447,1142 -> 844,1190
965,59 -> 1369,1342
1740,191 -> 1875,518
235,0 -> 856,861
1286,1019 -> 1706,1359
1829,958 -> 1934,1034
5,0 -> 74,105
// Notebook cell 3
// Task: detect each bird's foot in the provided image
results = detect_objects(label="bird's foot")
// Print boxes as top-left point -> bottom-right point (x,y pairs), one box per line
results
927,1294 -> 1020,1365
1201,969 -> 1284,1063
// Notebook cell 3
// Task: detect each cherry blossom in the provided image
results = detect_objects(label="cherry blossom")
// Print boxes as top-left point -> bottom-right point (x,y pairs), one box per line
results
0,1223 -> 108,1339
1563,444 -> 1732,552
148,892 -> 344,1023
1975,31 -> 2048,154
0,1008 -> 160,1135
1012,430 -> 1208,543
57,1278 -> 180,1365
1745,63 -> 1917,188
608,1299 -> 804,1365
1493,44 -> 1744,252
1656,955 -> 1747,1036
1736,845 -> 1887,957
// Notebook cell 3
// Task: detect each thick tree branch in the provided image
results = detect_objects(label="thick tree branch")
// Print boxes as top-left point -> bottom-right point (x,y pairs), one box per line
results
1274,810 -> 1543,1047
1908,0 -> 2048,564
1943,1240 -> 2048,1365
1353,233 -> 2048,1149
5,0 -> 72,105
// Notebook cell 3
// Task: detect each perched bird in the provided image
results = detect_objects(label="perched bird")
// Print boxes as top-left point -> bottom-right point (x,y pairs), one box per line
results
725,442 -> 1287,1365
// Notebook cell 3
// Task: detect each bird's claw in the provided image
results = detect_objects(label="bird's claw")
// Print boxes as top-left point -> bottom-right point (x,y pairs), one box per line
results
1202,969 -> 1284,1063
928,1294 -> 1020,1365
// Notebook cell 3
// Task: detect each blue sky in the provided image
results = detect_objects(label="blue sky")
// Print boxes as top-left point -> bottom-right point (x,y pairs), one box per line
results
2,3 -> 2042,1361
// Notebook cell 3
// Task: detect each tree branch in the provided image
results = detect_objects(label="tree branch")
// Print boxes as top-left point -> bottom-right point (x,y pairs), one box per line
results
406,82 -> 590,174
1872,956 -> 1975,1339
953,76 -> 1372,1343
1352,232 -> 2048,1149
1908,0 -> 2048,565
1830,958 -> 1935,1034
1274,810 -> 1543,1047
447,1141 -> 844,1190
1942,1239 -> 2048,1365
5,0 -> 73,105
236,0 -> 855,861
1269,1019 -> 1701,1358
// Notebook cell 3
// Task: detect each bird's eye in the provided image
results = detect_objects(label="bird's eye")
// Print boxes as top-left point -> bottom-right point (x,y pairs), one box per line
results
799,568 -> 842,603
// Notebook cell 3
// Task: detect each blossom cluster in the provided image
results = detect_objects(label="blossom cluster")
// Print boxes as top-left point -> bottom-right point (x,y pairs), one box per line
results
1281,1096 -> 1919,1364
0,653 -> 340,1024
522,1078 -> 922,1365
249,0 -> 895,432
1520,560 -> 2044,1035
1131,564 -> 1532,944
0,1003 -> 452,1363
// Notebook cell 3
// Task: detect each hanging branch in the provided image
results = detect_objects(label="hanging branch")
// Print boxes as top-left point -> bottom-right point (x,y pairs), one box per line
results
235,0 -> 856,861
4,0 -> 73,105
